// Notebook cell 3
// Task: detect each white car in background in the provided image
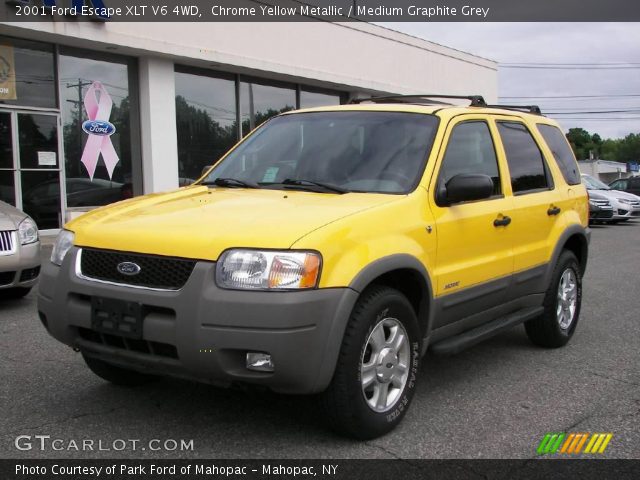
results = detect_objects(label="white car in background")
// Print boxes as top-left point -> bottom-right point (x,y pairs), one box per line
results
581,174 -> 640,223
0,201 -> 41,299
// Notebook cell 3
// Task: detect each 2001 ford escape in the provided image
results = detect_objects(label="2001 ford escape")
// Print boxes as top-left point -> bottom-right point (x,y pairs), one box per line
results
38,95 -> 589,439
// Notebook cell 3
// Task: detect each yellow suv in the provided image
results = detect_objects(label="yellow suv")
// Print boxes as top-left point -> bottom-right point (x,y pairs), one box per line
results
39,95 -> 589,439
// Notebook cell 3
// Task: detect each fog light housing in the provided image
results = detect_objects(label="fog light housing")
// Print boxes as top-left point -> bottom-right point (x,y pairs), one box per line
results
246,352 -> 274,372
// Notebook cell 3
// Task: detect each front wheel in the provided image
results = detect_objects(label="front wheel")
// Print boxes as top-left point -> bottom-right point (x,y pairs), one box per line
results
525,250 -> 582,348
321,285 -> 421,439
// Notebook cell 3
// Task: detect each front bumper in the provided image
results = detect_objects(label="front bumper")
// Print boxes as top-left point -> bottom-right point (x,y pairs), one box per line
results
0,241 -> 41,289
37,247 -> 358,394
612,205 -> 640,220
589,206 -> 614,220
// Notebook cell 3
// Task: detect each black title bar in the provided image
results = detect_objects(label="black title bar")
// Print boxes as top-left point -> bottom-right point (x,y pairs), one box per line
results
2,459 -> 640,480
1,0 -> 640,22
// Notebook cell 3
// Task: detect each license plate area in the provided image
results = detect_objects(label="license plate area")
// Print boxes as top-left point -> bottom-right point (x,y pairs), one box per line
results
91,297 -> 144,339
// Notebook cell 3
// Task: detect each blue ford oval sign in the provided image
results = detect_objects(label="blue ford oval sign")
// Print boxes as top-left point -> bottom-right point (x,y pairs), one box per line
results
117,262 -> 141,276
82,120 -> 116,137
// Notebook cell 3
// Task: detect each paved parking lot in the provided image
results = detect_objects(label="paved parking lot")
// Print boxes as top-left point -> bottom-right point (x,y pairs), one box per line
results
1,222 -> 639,459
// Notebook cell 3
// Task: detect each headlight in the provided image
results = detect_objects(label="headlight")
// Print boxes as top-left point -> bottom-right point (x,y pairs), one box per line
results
617,198 -> 630,204
18,217 -> 39,245
51,230 -> 75,266
216,249 -> 321,290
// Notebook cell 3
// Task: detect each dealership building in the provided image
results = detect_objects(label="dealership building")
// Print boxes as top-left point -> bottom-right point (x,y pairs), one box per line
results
0,7 -> 497,232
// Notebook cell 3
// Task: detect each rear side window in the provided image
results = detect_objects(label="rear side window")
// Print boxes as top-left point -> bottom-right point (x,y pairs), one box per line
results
537,124 -> 581,185
497,122 -> 549,193
440,121 -> 501,195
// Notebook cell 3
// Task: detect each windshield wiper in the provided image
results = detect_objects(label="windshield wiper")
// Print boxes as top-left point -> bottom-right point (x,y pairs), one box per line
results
201,178 -> 261,189
280,178 -> 348,194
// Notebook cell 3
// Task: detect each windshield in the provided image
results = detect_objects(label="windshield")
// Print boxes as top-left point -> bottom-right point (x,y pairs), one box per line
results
581,174 -> 610,190
201,111 -> 439,194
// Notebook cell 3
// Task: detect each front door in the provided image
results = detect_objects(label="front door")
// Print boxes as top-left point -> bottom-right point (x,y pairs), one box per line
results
0,109 -> 63,232
429,117 -> 514,328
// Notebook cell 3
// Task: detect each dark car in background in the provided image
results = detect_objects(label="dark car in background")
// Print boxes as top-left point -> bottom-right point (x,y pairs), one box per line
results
609,177 -> 640,197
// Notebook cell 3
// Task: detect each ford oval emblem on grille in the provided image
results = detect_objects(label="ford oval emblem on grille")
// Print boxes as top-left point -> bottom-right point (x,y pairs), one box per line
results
117,262 -> 141,276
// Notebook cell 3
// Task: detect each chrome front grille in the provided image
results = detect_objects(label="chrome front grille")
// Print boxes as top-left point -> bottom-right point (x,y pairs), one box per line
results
591,199 -> 611,208
0,231 -> 16,255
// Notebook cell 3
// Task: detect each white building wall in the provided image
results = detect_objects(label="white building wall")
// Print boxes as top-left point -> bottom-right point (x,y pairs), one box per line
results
1,22 -> 497,100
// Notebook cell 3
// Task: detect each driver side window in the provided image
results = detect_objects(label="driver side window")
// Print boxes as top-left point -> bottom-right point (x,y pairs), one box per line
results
440,121 -> 502,196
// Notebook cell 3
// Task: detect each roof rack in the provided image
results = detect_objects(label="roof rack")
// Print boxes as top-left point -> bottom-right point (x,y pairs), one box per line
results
486,104 -> 543,115
349,94 -> 487,107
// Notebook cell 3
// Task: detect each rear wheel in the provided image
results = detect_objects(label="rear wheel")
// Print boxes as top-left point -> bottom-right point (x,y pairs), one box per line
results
83,354 -> 157,386
525,250 -> 582,348
321,285 -> 421,439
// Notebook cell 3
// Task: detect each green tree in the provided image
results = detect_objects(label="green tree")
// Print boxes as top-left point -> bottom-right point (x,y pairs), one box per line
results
600,138 -> 619,160
566,128 -> 593,159
615,133 -> 640,164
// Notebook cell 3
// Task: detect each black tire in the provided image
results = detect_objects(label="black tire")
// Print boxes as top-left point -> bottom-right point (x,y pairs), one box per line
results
525,250 -> 582,348
321,285 -> 421,439
0,287 -> 32,300
83,354 -> 157,386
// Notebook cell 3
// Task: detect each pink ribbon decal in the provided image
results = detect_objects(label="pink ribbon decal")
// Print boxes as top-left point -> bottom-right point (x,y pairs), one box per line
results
81,81 -> 120,181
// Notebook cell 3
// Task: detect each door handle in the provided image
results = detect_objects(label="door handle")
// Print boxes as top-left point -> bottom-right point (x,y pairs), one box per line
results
493,216 -> 511,227
547,206 -> 561,216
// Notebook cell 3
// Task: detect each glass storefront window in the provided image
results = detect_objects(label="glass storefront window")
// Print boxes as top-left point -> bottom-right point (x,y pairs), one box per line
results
240,80 -> 296,136
59,52 -> 138,207
175,70 -> 237,182
16,113 -> 61,229
20,170 -> 61,230
300,89 -> 342,108
18,114 -> 58,169
0,37 -> 56,109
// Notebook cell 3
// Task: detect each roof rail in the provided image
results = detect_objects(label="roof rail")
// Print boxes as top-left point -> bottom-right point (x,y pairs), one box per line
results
486,104 -> 543,115
349,94 -> 487,107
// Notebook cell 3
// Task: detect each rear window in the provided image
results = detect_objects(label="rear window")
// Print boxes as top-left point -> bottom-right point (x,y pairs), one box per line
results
536,124 -> 581,185
497,122 -> 550,194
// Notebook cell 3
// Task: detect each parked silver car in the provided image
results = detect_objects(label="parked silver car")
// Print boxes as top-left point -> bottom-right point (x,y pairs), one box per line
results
581,174 -> 640,223
0,201 -> 41,299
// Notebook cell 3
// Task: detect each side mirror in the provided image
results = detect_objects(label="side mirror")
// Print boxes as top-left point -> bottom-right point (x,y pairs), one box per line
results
438,174 -> 494,206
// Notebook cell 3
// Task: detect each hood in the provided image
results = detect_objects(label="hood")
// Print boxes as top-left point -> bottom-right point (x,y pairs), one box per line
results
587,191 -> 609,201
0,201 -> 28,231
68,186 -> 399,261
589,188 -> 640,202
607,189 -> 640,201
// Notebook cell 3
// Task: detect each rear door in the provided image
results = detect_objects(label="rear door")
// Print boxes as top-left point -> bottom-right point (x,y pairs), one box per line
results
429,117 -> 514,328
493,119 -> 568,289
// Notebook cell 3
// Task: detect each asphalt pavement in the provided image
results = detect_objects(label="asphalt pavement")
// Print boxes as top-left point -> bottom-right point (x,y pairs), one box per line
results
1,222 -> 639,459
